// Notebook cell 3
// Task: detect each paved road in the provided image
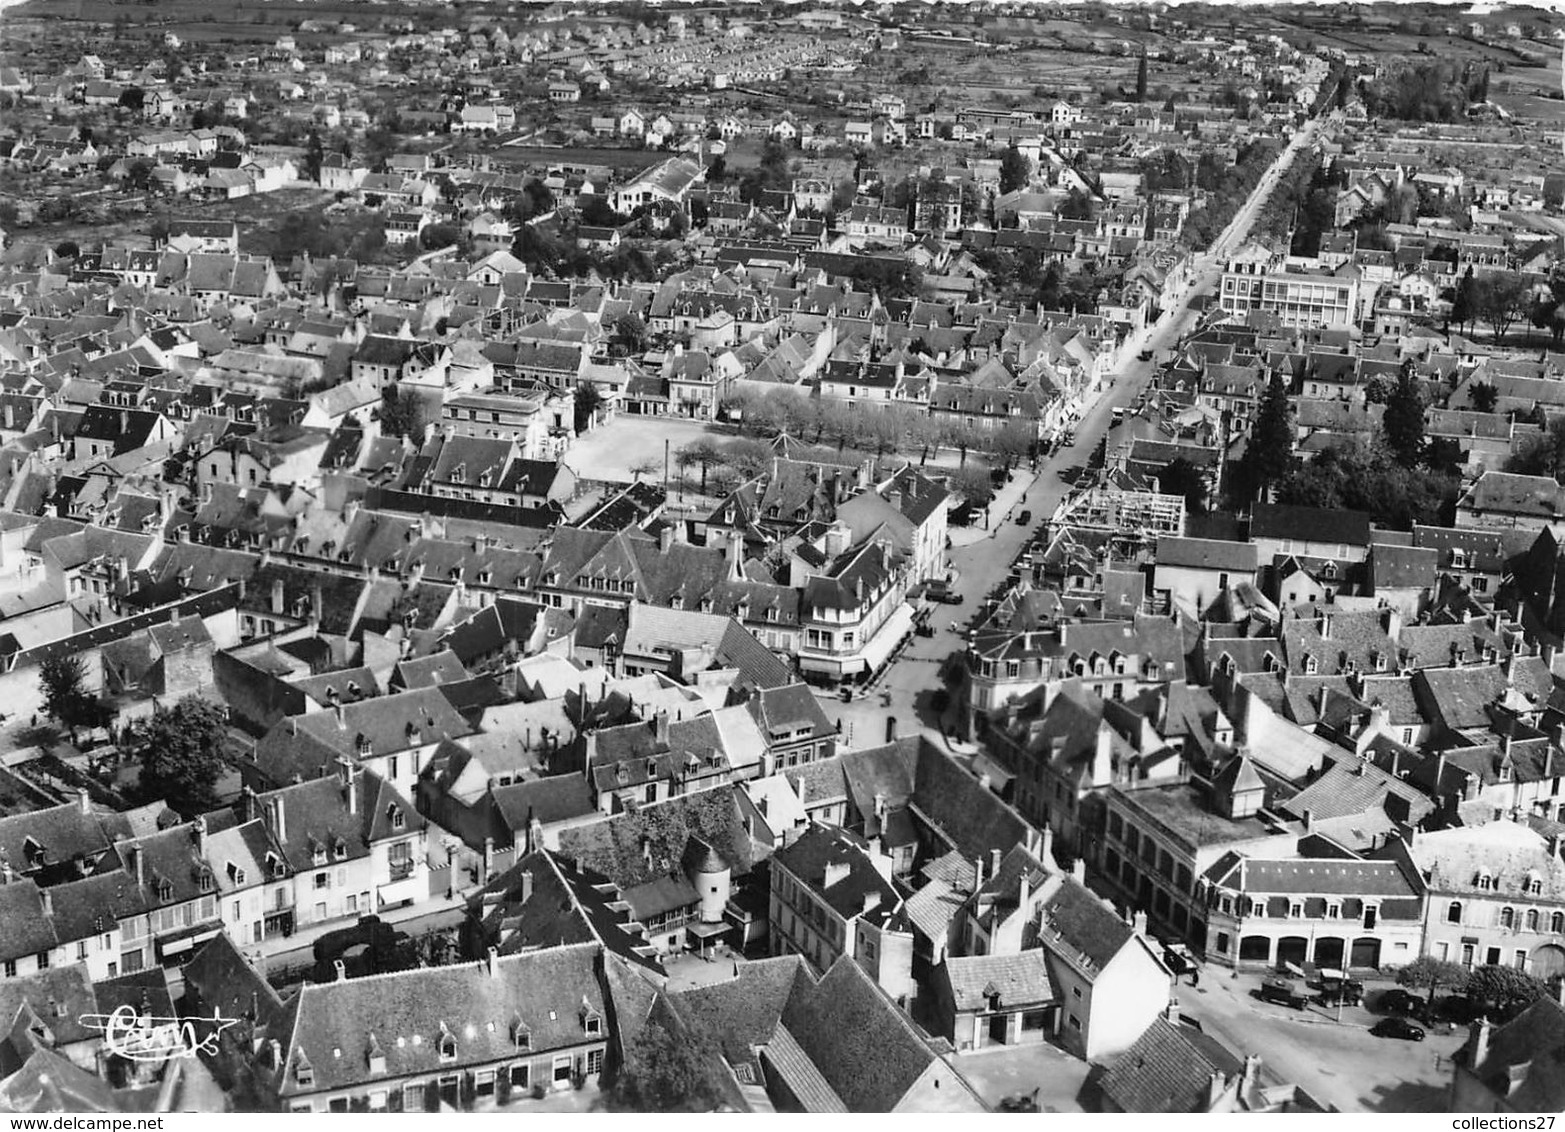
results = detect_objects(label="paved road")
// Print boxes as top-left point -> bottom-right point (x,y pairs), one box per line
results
1180,970 -> 1460,1113
821,112 -> 1334,753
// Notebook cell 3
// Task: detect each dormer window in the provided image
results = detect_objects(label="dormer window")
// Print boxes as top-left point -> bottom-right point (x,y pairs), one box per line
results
389,805 -> 405,830
437,1028 -> 457,1062
198,870 -> 213,893
645,758 -> 658,778
357,734 -> 372,757
333,839 -> 347,861
1528,874 -> 1543,896
1303,655 -> 1318,676
155,879 -> 173,902
294,1055 -> 314,1087
1476,871 -> 1493,891
583,1011 -> 601,1037
511,1015 -> 530,1049
312,844 -> 327,867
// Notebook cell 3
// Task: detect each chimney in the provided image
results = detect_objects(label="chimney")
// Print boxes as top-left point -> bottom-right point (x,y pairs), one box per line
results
973,854 -> 986,892
659,524 -> 674,553
487,946 -> 500,978
1041,824 -> 1055,867
271,578 -> 285,614
334,959 -> 347,982
989,847 -> 1002,879
77,787 -> 90,815
127,844 -> 145,886
1071,858 -> 1086,883
519,867 -> 534,907
193,816 -> 207,853
1241,1054 -> 1262,1094
39,888 -> 52,917
271,797 -> 287,844
1132,909 -> 1149,936
654,709 -> 670,745
1470,1019 -> 1493,1068
1205,1071 -> 1227,1111
1301,809 -> 1313,830
1017,870 -> 1030,911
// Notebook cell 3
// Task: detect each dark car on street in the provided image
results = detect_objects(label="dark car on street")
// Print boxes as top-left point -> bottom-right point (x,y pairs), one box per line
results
927,580 -> 962,604
1258,976 -> 1309,1010
1370,1017 -> 1426,1042
1377,988 -> 1426,1018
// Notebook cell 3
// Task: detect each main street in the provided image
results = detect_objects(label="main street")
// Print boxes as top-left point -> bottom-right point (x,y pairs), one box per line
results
823,113 -> 1334,753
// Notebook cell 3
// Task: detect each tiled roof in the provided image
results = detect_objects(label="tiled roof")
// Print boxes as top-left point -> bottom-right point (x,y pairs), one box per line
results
779,955 -> 975,1112
271,943 -> 605,1097
1099,1017 -> 1242,1113
1467,997 -> 1565,1112
942,950 -> 1057,1011
1040,877 -> 1135,972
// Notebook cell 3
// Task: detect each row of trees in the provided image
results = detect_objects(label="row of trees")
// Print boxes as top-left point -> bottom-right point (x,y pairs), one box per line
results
1397,956 -> 1555,1019
717,386 -> 1038,467
1450,267 -> 1534,343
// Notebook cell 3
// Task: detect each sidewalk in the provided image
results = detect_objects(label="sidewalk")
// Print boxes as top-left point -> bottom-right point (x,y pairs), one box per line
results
950,467 -> 1041,549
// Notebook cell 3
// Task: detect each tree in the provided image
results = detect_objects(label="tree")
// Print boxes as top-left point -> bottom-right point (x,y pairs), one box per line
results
1465,965 -> 1548,1015
628,457 -> 661,483
1158,457 -> 1210,514
999,145 -> 1031,194
676,440 -> 722,493
1135,50 -> 1149,102
38,653 -> 97,734
1381,362 -> 1427,469
118,86 -> 145,115
304,129 -> 324,184
1451,266 -> 1477,336
1505,415 -> 1565,481
1469,381 -> 1499,413
950,464 -> 994,508
574,383 -> 603,433
419,222 -> 460,251
611,312 -> 648,355
1396,956 -> 1469,1008
1237,372 -> 1295,499
610,1013 -> 727,1112
133,696 -> 229,816
1475,271 -> 1530,343
379,387 -> 425,440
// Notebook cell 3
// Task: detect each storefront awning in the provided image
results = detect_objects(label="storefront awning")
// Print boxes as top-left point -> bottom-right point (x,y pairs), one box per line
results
858,603 -> 916,674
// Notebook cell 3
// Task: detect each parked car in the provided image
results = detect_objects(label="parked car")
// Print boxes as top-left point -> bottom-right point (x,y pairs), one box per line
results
927,581 -> 962,604
1377,989 -> 1426,1018
1015,509 -> 1032,526
1161,942 -> 1198,980
1138,348 -> 1154,361
1259,977 -> 1309,1010
1317,975 -> 1364,1006
1431,995 -> 1482,1024
1370,1017 -> 1426,1042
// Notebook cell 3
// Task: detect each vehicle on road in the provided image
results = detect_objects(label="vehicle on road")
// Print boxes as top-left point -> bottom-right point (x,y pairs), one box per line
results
1111,408 -> 1126,424
1376,988 -> 1426,1018
1161,942 -> 1199,982
1316,972 -> 1364,1006
1137,348 -> 1154,361
1258,976 -> 1309,1010
1061,429 -> 1075,446
927,580 -> 962,604
1369,1017 -> 1425,1042
1015,509 -> 1031,526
